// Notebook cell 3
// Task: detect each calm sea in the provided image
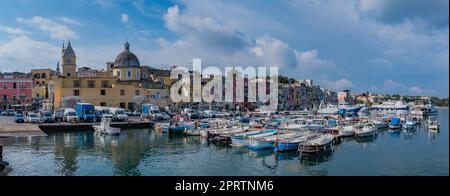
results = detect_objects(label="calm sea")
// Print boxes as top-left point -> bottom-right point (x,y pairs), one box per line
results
2,108 -> 448,176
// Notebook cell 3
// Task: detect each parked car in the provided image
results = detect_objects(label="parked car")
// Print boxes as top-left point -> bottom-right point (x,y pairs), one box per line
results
40,111 -> 54,123
160,112 -> 171,121
133,110 -> 141,117
54,109 -> 65,122
110,108 -> 128,122
124,109 -> 133,116
64,109 -> 79,123
27,113 -> 41,124
14,113 -> 25,123
76,103 -> 96,122
1,109 -> 16,116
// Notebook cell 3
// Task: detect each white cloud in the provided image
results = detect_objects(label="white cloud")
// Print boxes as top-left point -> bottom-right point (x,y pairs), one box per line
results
322,78 -> 354,91
0,36 -> 59,71
0,25 -> 28,35
94,0 -> 115,8
121,14 -> 129,23
17,16 -> 79,40
56,17 -> 82,26
409,86 -> 436,95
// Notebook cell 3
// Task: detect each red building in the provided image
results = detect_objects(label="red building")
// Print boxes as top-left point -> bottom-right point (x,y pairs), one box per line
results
0,74 -> 33,109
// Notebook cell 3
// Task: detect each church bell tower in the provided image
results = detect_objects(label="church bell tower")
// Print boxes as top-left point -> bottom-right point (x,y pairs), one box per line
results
61,41 -> 77,77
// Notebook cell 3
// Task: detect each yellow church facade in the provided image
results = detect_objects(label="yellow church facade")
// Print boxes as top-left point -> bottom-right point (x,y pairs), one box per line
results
53,41 -> 170,110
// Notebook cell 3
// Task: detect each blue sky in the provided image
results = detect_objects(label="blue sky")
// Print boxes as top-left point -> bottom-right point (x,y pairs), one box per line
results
0,0 -> 448,96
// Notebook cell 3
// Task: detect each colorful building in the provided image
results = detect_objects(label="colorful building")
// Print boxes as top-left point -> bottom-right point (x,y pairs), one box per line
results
0,74 -> 33,109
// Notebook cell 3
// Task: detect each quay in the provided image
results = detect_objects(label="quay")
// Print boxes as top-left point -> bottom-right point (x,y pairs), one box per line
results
0,116 -> 154,136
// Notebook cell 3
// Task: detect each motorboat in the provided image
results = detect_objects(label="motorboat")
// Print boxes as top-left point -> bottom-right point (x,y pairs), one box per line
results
248,132 -> 297,150
355,125 -> 377,138
93,118 -> 121,135
298,134 -> 334,155
231,129 -> 277,147
389,117 -> 402,130
339,125 -> 355,137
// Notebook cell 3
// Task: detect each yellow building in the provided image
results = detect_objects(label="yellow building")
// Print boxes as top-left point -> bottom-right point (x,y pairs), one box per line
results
53,41 -> 171,110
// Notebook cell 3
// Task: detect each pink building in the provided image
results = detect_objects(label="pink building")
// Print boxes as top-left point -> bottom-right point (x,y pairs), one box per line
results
0,75 -> 33,108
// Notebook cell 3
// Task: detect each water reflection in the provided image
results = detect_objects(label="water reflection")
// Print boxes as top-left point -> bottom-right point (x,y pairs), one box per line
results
299,151 -> 333,166
356,134 -> 378,143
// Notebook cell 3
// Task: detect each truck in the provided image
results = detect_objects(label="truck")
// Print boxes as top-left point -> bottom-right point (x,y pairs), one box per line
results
64,108 -> 79,123
75,103 -> 96,122
142,104 -> 164,120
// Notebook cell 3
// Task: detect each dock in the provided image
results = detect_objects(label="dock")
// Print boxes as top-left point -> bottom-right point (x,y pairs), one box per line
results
0,116 -> 154,136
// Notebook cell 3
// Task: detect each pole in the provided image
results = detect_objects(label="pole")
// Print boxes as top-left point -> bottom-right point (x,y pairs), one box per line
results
0,145 -> 3,162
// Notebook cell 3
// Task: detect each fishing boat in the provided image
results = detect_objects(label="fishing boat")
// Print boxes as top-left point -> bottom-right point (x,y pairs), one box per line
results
402,120 -> 416,130
231,129 -> 277,147
372,119 -> 389,129
426,116 -> 440,132
298,134 -> 334,155
154,123 -> 170,133
93,118 -> 121,135
389,117 -> 402,130
355,125 -> 377,138
248,132 -> 297,150
169,122 -> 195,134
275,133 -> 311,152
339,125 -> 355,137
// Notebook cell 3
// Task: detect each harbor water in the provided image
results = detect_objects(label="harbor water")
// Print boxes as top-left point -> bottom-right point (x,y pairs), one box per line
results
2,108 -> 448,176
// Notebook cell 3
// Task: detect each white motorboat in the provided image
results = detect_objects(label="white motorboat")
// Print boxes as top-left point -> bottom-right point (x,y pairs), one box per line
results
372,119 -> 389,129
355,125 -> 377,138
402,120 -> 416,130
339,125 -> 355,137
93,118 -> 121,135
426,116 -> 440,132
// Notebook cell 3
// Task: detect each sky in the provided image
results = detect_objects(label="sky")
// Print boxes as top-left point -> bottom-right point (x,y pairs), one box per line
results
0,0 -> 448,96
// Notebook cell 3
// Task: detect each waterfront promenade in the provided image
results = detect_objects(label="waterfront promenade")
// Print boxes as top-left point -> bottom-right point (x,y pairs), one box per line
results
0,116 -> 153,137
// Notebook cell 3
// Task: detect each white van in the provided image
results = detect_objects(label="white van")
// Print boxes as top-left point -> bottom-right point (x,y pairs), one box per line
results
110,107 -> 128,122
95,106 -> 114,121
63,108 -> 79,123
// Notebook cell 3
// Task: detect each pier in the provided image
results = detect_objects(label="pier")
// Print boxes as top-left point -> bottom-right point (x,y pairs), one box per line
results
0,116 -> 154,136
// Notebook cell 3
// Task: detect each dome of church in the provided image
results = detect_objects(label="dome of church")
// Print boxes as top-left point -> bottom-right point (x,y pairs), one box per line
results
114,42 -> 140,68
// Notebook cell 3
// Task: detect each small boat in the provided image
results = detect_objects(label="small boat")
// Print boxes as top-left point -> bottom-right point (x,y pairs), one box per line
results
339,125 -> 355,137
248,132 -> 297,150
231,129 -> 278,147
389,117 -> 402,130
402,120 -> 416,130
93,118 -> 121,135
355,125 -> 377,138
169,122 -> 194,134
275,133 -> 311,152
155,123 -> 170,133
426,116 -> 440,132
372,119 -> 389,129
298,134 -> 334,155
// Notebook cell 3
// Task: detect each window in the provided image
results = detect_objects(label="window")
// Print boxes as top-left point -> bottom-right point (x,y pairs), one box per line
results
120,90 -> 125,96
36,81 -> 40,85
135,90 -> 140,96
13,83 -> 16,89
120,102 -> 126,109
73,90 -> 80,96
101,81 -> 109,88
128,71 -> 131,77
42,73 -> 46,78
73,80 -> 81,88
36,94 -> 40,98
100,102 -> 107,107
12,95 -> 16,101
42,81 -> 45,85
3,95 -> 7,100
87,80 -> 96,88
67,73 -> 71,77
101,90 -> 106,96
3,83 -> 7,89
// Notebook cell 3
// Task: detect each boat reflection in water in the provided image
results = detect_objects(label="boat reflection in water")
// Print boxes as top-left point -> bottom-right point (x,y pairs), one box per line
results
299,151 -> 334,166
355,134 -> 378,143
